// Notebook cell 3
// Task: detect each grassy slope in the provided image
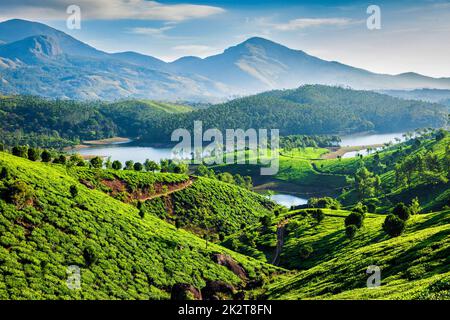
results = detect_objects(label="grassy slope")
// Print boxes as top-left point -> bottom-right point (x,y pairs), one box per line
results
264,209 -> 450,300
0,152 -> 279,299
135,100 -> 193,114
68,167 -> 276,238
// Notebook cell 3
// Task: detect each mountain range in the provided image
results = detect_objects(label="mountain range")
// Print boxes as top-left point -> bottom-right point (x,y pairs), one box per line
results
1,19 -> 450,101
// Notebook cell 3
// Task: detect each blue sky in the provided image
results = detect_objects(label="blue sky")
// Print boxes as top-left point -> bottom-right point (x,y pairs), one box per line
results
1,0 -> 450,77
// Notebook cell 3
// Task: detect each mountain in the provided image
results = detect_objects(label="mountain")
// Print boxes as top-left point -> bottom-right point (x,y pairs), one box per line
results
169,37 -> 450,93
0,19 -> 450,101
381,88 -> 450,106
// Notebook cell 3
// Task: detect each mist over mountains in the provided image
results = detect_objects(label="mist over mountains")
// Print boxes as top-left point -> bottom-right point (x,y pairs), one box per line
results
1,19 -> 450,101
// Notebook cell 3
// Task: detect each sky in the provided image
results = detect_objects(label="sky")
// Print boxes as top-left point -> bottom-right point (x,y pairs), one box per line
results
0,0 -> 450,77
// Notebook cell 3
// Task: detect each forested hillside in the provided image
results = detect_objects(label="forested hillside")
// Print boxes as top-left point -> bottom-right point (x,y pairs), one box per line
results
1,86 -> 448,148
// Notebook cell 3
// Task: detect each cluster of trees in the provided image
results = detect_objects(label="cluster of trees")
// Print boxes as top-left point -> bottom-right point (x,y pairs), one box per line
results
195,164 -> 253,190
395,146 -> 450,187
307,197 -> 341,210
2,87 -> 448,148
354,166 -> 381,199
382,199 -> 420,237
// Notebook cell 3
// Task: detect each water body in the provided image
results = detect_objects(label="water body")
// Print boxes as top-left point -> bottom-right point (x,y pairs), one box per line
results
339,132 -> 406,147
75,145 -> 173,164
269,194 -> 308,208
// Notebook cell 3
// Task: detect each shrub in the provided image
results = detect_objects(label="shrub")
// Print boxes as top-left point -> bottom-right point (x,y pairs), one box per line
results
90,156 -> 103,169
112,160 -> 122,170
311,209 -> 325,224
41,150 -> 52,163
352,202 -> 368,214
0,167 -> 10,180
383,214 -> 406,237
393,202 -> 411,221
344,212 -> 364,229
125,160 -> 134,170
12,146 -> 28,158
134,162 -> 143,171
83,245 -> 99,266
53,155 -> 66,165
308,197 -> 341,209
7,180 -> 34,209
0,143 -> 4,151
27,148 -> 40,161
345,225 -> 358,239
299,245 -> 313,259
69,185 -> 78,198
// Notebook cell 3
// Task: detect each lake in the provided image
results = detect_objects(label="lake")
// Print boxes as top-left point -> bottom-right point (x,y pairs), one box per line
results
73,132 -> 407,163
74,145 -> 173,164
269,194 -> 308,208
339,132 -> 406,147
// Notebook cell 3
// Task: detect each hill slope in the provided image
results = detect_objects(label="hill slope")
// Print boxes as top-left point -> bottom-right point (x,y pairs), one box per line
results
0,152 -> 278,299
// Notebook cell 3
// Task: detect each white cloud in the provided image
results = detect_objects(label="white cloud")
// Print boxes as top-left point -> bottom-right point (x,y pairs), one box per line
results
0,0 -> 225,22
129,26 -> 174,36
273,18 -> 359,31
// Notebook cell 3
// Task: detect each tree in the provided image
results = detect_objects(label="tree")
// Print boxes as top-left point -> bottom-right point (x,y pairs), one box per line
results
69,154 -> 85,166
12,146 -> 28,158
7,180 -> 34,209
41,150 -> 52,163
409,197 -> 421,215
0,143 -> 4,151
352,202 -> 368,214
144,159 -> 160,172
112,160 -> 122,170
90,156 -> 103,169
345,225 -> 358,239
392,202 -> 411,221
173,163 -> 189,174
354,166 -> 380,198
160,159 -> 170,172
345,212 -> 364,229
27,148 -> 40,161
69,185 -> 78,198
133,162 -> 143,171
383,214 -> 406,237
125,160 -> 134,170
54,155 -> 66,165
195,164 -> 213,177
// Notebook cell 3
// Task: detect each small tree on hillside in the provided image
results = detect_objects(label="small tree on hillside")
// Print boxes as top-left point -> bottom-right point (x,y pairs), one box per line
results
41,150 -> 52,163
345,212 -> 364,229
144,159 -> 160,172
134,162 -> 143,171
112,160 -> 122,170
90,156 -> 103,169
125,160 -> 134,170
345,225 -> 358,239
383,214 -> 406,237
392,202 -> 411,221
27,148 -> 40,161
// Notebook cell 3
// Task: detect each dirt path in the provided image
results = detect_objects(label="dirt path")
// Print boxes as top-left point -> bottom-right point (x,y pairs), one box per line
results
140,177 -> 195,201
271,219 -> 289,266
321,144 -> 383,159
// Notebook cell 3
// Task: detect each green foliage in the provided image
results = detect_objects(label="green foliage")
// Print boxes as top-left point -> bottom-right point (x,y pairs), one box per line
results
344,212 -> 364,229
307,197 -> 341,210
133,162 -> 143,171
69,185 -> 78,198
112,160 -> 122,170
27,148 -> 40,161
6,180 -> 34,209
0,152 -> 277,299
345,225 -> 358,239
383,214 -> 406,237
41,150 -> 52,163
90,157 -> 103,169
393,202 -> 411,221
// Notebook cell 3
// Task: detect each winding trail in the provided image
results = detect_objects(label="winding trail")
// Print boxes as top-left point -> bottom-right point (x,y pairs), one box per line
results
271,219 -> 289,266
140,177 -> 196,201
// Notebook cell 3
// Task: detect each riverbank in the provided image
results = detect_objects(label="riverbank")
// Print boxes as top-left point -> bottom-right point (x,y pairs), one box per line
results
321,144 -> 383,159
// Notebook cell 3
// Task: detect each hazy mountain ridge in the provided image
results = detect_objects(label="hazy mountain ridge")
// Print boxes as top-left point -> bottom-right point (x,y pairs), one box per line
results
0,19 -> 450,101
